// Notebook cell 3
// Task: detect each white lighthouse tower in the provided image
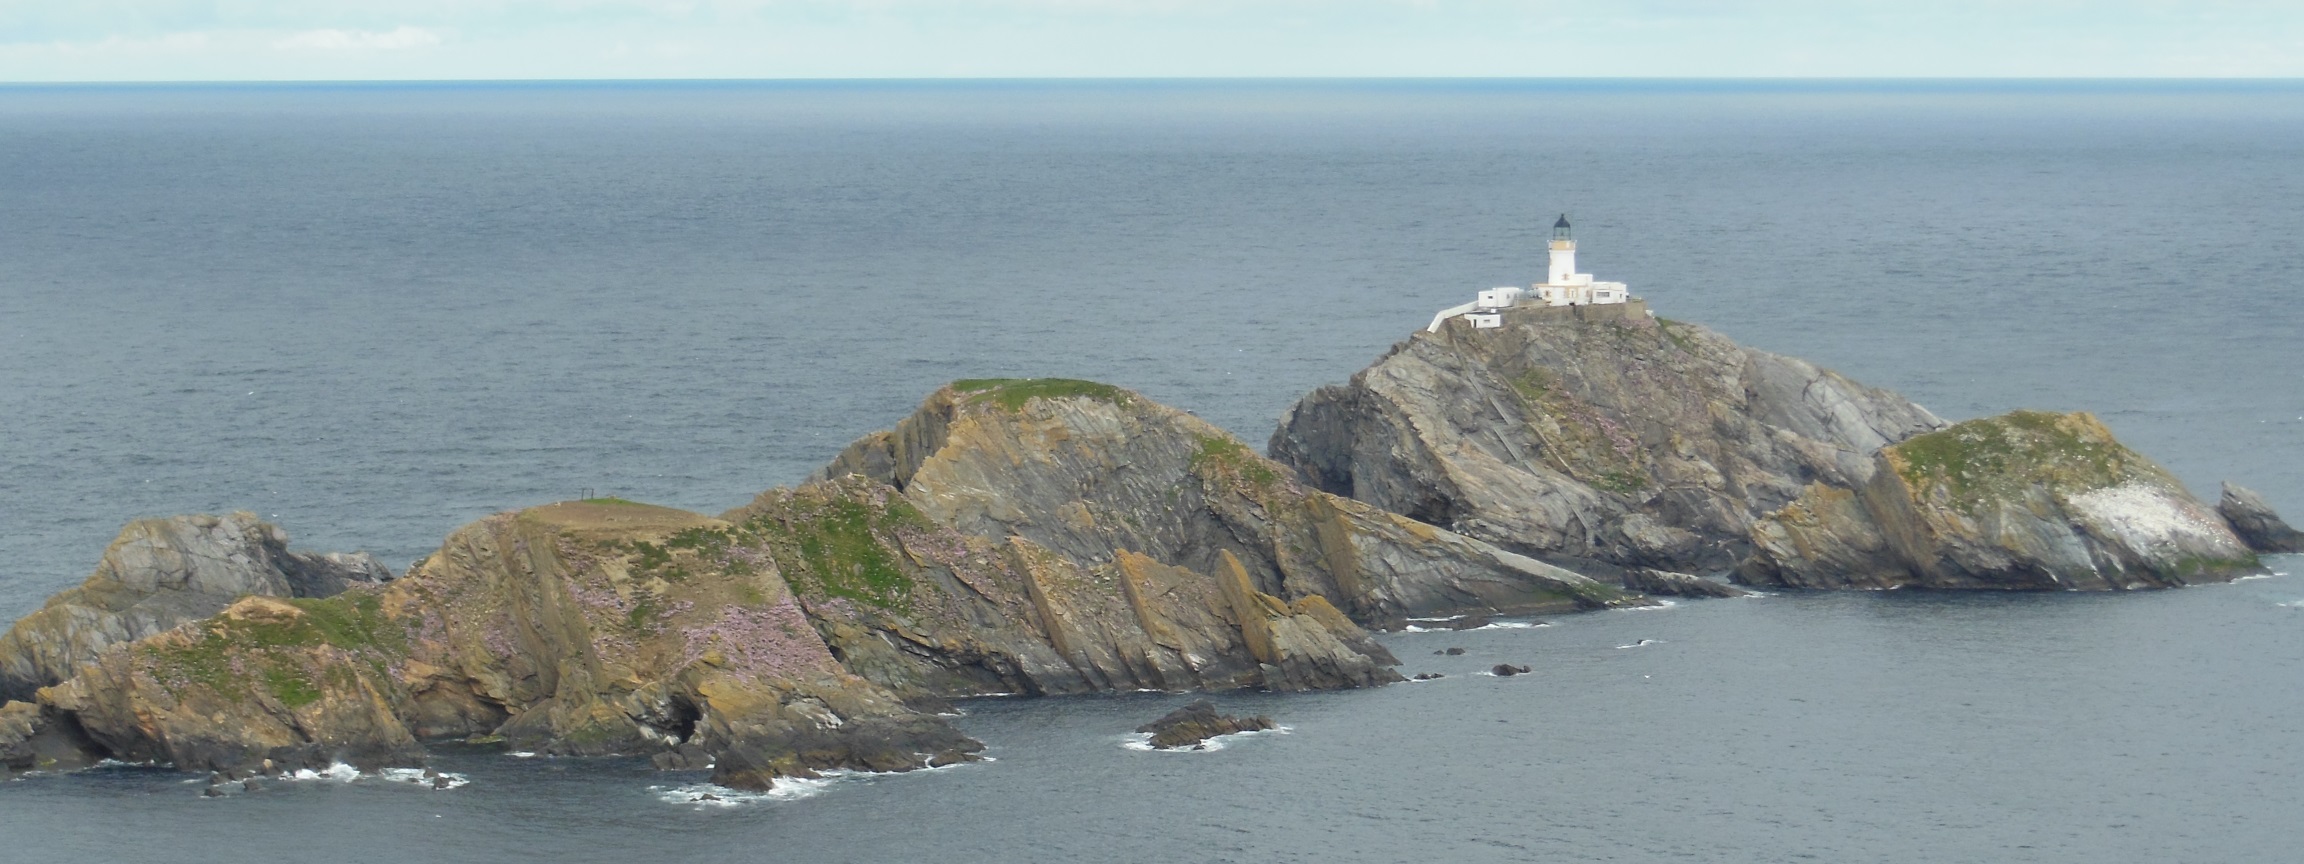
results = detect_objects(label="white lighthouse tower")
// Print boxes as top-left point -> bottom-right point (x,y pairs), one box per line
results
1547,214 -> 1578,285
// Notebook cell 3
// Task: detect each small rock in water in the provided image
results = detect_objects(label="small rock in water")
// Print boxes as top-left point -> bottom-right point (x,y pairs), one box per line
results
1491,664 -> 1532,676
1412,672 -> 1445,680
201,786 -> 225,798
241,778 -> 263,793
1444,647 -> 1467,656
697,793 -> 721,802
432,776 -> 452,790
1135,699 -> 1275,750
927,748 -> 975,768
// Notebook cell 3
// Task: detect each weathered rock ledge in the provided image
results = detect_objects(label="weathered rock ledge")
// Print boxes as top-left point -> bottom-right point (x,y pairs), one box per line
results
1737,411 -> 2262,590
2219,482 -> 2304,553
0,512 -> 391,703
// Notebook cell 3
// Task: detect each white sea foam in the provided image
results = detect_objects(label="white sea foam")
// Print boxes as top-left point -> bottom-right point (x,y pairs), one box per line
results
289,762 -> 363,782
1400,620 -> 1547,633
1616,638 -> 1664,649
1120,726 -> 1289,753
1615,598 -> 1679,612
2277,600 -> 2302,609
506,751 -> 539,759
654,774 -> 842,808
379,767 -> 470,789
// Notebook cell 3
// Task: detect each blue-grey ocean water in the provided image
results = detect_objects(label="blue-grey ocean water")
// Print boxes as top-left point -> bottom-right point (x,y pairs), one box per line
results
2,81 -> 2300,863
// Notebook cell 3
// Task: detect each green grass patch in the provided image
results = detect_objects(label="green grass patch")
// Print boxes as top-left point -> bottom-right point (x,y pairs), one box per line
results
139,591 -> 405,704
951,378 -> 1134,411
1191,434 -> 1282,490
580,497 -> 647,506
261,664 -> 322,709
1890,411 -> 2135,513
748,496 -> 917,611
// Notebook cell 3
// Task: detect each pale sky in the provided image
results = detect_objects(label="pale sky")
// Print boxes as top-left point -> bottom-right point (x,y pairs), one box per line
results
2,1 -> 2300,82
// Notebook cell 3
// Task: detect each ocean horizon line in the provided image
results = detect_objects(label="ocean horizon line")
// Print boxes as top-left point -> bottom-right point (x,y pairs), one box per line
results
4,76 -> 2302,90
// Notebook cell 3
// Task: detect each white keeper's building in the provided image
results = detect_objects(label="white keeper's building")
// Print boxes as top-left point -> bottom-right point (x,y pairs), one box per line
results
1428,215 -> 1636,332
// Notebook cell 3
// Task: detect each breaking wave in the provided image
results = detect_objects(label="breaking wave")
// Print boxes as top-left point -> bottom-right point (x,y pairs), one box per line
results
654,775 -> 842,808
1120,726 -> 1290,753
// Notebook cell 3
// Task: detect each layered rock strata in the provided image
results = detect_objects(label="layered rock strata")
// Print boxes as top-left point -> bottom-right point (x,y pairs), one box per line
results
817,379 -> 1630,632
37,501 -> 979,789
1271,308 -> 1946,572
1738,411 -> 2262,590
1619,568 -> 1750,599
2218,482 -> 2304,553
0,512 -> 391,702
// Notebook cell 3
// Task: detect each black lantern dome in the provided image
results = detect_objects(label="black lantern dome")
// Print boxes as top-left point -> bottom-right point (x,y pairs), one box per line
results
1552,214 -> 1572,241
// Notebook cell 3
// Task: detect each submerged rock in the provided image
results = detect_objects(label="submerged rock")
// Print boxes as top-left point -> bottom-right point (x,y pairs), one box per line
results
0,512 -> 391,703
1135,699 -> 1275,749
1738,411 -> 2260,590
1619,568 -> 1749,599
1490,664 -> 1531,677
2217,482 -> 2304,553
1270,307 -> 1946,573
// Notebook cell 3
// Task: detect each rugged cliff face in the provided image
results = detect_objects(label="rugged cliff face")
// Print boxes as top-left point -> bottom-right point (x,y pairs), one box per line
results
40,501 -> 978,790
0,512 -> 391,703
1270,307 -> 1947,572
1737,411 -> 2262,590
728,477 -> 1397,700
814,379 -> 1629,630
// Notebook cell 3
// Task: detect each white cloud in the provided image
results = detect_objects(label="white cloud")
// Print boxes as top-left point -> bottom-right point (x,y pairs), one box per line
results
272,26 -> 444,52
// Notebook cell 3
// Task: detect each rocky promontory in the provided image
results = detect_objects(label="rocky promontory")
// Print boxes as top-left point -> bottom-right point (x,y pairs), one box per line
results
1271,306 -> 1946,573
0,512 -> 391,703
1737,411 -> 2261,590
1270,306 -> 2288,592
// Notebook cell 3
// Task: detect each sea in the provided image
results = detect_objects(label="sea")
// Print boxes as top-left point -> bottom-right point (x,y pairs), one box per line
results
2,80 -> 2299,863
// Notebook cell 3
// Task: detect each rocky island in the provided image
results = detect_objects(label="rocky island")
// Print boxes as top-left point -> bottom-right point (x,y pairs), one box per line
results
1274,303 -> 2287,590
6,306 -> 2295,789
2,378 -> 1629,787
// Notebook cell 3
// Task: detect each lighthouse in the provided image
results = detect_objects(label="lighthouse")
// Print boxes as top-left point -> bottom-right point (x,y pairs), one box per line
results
1547,214 -> 1577,286
1531,213 -> 1625,307
1426,213 -> 1639,332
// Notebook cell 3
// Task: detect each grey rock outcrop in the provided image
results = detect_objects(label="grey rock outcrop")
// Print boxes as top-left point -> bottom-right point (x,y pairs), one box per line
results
2217,482 -> 2304,553
0,512 -> 391,702
1738,411 -> 2261,590
1135,699 -> 1274,749
2,700 -> 96,777
1619,568 -> 1750,598
1270,305 -> 1945,573
813,379 -> 1632,631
